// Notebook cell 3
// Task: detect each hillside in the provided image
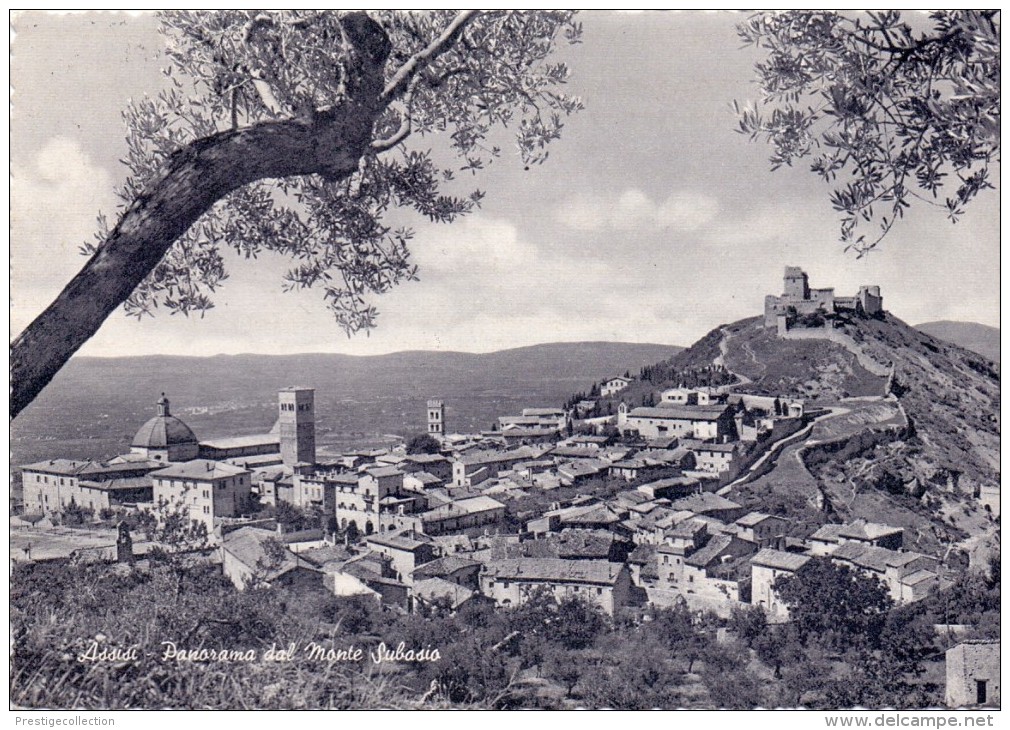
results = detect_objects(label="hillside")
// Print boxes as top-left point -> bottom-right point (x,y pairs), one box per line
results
594,313 -> 1000,557
11,341 -> 680,466
916,321 -> 1000,363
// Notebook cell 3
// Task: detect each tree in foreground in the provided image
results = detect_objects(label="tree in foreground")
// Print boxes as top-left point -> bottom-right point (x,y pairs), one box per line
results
11,10 -> 583,418
774,557 -> 892,652
736,10 -> 999,254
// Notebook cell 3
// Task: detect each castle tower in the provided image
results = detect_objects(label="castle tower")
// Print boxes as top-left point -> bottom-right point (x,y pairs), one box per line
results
427,400 -> 446,435
858,285 -> 883,316
279,387 -> 316,467
783,266 -> 810,301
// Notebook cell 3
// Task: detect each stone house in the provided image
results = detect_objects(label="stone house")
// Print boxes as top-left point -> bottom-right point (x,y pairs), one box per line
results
21,458 -> 159,515
601,376 -> 632,397
220,526 -> 322,591
734,512 -> 789,547
807,520 -> 904,555
828,542 -> 938,604
151,459 -> 252,534
620,404 -> 737,441
750,549 -> 810,622
420,495 -> 506,536
365,530 -> 437,585
946,640 -> 1000,707
479,558 -> 634,616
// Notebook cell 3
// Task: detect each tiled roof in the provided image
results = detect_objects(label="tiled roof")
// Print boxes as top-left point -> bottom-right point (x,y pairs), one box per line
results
832,543 -> 927,573
736,511 -> 780,527
809,523 -> 847,542
900,569 -> 938,586
199,433 -> 278,450
482,558 -> 624,585
669,493 -> 741,514
561,503 -> 623,526
638,476 -> 699,492
751,548 -> 810,572
413,554 -> 481,578
20,459 -> 120,476
548,529 -> 615,559
222,527 -> 302,579
365,466 -> 403,478
837,521 -> 904,541
422,495 -> 505,522
366,531 -> 433,552
668,518 -> 708,539
406,471 -> 443,485
404,454 -> 449,464
413,577 -> 475,608
629,405 -> 731,421
628,543 -> 657,565
298,544 -> 354,568
688,442 -> 739,453
685,535 -> 736,568
77,476 -> 153,491
151,459 -> 248,480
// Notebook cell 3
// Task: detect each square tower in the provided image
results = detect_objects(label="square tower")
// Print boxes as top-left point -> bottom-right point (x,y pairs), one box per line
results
279,387 -> 316,467
427,400 -> 445,435
783,266 -> 809,301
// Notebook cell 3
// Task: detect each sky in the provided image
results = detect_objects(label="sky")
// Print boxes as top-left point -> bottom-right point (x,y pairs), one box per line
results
9,10 -> 1001,359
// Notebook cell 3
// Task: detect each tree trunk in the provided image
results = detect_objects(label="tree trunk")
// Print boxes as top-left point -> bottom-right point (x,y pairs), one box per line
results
10,14 -> 391,419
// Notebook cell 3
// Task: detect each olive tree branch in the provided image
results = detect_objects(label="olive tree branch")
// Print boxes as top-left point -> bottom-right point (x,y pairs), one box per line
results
379,10 -> 479,104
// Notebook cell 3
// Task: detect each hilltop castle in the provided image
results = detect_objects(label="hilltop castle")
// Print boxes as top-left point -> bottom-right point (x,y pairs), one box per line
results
764,267 -> 882,330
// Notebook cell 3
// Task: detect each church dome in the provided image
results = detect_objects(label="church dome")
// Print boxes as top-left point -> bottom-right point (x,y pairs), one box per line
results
131,394 -> 199,449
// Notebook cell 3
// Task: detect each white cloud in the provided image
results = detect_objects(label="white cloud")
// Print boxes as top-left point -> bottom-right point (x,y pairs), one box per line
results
412,216 -> 538,273
556,189 -> 720,232
10,137 -> 115,333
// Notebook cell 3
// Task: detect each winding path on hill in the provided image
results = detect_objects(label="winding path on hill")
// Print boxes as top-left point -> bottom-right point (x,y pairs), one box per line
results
714,326 -> 753,388
717,406 -> 849,496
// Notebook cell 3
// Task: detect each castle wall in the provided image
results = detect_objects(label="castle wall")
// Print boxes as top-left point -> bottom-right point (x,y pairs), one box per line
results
764,268 -> 882,329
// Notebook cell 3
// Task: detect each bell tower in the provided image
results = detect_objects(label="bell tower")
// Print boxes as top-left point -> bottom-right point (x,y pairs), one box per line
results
279,387 -> 316,467
427,400 -> 446,435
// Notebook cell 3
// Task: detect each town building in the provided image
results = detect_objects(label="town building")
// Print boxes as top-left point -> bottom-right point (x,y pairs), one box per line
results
365,531 -> 437,584
420,495 -> 506,536
734,512 -> 789,547
946,640 -> 1000,708
220,526 -> 322,590
479,558 -> 634,616
750,548 -> 810,621
828,542 -> 938,604
807,520 -> 904,556
452,448 -> 539,487
150,459 -> 252,533
21,458 -> 159,515
601,376 -> 632,397
498,408 -> 567,434
618,403 -> 737,441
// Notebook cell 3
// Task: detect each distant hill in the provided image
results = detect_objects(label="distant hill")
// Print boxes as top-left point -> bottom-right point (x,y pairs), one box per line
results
916,321 -> 1000,363
11,341 -> 681,466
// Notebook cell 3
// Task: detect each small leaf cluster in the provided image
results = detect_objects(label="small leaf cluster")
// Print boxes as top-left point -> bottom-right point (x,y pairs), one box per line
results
736,10 -> 998,254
